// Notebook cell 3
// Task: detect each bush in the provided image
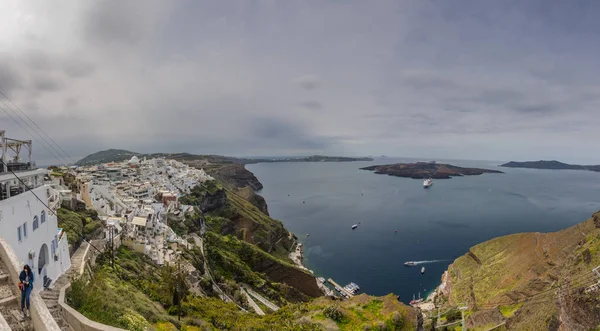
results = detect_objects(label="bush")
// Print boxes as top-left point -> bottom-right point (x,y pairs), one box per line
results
84,221 -> 102,235
391,311 -> 404,327
445,309 -> 461,322
323,305 -> 344,322
118,309 -> 150,331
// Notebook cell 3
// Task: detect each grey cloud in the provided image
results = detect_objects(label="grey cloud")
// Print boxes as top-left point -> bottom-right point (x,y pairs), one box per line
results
401,73 -> 459,91
3,0 -> 600,165
62,59 -> 95,78
0,59 -> 23,94
512,103 -> 560,113
293,75 -> 320,90
26,51 -> 57,71
31,75 -> 64,92
84,1 -> 149,46
64,98 -> 79,108
299,101 -> 323,110
247,117 -> 332,150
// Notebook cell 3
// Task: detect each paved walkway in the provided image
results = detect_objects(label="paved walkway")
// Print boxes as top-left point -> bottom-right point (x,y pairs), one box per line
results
242,285 -> 280,312
241,288 -> 265,316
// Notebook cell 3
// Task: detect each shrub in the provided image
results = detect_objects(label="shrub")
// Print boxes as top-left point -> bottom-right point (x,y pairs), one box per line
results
323,305 -> 344,322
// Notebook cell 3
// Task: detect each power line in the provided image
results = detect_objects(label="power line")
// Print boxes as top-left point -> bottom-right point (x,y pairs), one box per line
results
0,158 -> 103,255
0,102 -> 66,165
0,89 -> 75,164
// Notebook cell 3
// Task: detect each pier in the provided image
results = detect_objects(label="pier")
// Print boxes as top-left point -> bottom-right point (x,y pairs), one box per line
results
327,278 -> 354,298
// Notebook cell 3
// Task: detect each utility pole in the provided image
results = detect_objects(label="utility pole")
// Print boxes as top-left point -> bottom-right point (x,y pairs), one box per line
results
458,305 -> 468,331
107,224 -> 115,270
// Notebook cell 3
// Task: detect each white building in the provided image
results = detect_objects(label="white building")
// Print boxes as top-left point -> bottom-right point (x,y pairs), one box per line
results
0,133 -> 71,291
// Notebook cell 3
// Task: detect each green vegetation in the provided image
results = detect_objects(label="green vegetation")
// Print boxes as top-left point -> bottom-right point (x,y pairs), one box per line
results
68,245 -> 415,330
67,254 -> 175,330
57,207 -> 102,246
205,231 -> 310,304
499,303 -> 522,318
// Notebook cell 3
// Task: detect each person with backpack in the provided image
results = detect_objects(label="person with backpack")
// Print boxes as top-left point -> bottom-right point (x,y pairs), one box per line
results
19,264 -> 34,319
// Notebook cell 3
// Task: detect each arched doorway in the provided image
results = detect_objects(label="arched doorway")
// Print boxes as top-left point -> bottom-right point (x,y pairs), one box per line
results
38,243 -> 49,275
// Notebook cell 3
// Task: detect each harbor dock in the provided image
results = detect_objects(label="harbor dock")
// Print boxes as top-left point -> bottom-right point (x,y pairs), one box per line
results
327,278 -> 355,298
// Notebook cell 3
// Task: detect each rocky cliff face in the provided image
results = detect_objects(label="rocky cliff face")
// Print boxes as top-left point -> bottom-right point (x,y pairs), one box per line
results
207,164 -> 263,190
204,163 -> 271,215
197,188 -> 227,213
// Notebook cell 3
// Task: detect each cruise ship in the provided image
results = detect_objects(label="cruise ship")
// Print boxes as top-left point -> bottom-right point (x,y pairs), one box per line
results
0,130 -> 72,291
423,177 -> 433,188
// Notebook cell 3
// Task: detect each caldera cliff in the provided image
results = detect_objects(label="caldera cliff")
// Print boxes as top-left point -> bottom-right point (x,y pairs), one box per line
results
437,211 -> 600,330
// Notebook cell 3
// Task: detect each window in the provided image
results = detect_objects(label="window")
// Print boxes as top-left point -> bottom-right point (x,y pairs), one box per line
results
51,239 -> 56,255
18,226 -> 22,242
33,216 -> 39,231
23,222 -> 27,238
41,210 -> 46,224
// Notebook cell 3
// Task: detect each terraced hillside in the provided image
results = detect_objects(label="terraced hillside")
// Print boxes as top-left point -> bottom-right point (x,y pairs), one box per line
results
441,211 -> 600,330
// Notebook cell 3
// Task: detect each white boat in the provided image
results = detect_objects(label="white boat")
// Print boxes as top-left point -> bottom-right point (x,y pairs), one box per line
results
352,224 -> 358,230
421,267 -> 425,274
423,177 -> 433,188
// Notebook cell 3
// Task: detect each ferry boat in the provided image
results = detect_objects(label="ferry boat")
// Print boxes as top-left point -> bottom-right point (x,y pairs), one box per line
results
404,261 -> 418,267
343,282 -> 360,295
423,177 -> 433,188
351,224 -> 358,230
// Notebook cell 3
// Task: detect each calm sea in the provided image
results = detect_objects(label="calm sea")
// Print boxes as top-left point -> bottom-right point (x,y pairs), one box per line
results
247,158 -> 600,303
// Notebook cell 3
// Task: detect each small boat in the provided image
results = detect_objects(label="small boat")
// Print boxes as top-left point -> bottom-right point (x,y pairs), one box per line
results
423,177 -> 433,188
306,234 -> 310,237
404,261 -> 418,267
351,224 -> 358,230
421,267 -> 425,274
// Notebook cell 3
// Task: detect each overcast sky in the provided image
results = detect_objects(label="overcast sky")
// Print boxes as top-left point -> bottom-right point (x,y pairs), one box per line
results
1,0 -> 600,165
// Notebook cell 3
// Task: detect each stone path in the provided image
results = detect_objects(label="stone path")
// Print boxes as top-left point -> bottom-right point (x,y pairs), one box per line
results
0,257 -> 33,330
242,284 -> 280,312
241,288 -> 265,316
39,241 -> 90,331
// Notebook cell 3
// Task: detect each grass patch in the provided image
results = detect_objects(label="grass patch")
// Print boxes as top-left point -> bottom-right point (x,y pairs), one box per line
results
500,303 -> 523,318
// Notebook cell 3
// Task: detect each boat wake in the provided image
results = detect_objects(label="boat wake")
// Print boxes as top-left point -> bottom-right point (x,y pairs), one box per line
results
408,259 -> 450,265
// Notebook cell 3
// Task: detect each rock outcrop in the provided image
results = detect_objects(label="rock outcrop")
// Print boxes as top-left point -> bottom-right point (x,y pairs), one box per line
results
207,164 -> 263,190
500,160 -> 600,172
361,162 -> 503,179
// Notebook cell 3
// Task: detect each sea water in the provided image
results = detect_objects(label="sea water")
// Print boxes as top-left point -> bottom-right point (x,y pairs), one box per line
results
247,158 -> 600,303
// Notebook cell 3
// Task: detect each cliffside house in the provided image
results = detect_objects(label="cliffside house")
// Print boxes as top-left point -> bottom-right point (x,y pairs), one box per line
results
0,131 -> 72,291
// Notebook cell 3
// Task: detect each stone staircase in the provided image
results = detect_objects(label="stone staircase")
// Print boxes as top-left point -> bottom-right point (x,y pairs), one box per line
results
39,241 -> 91,331
0,257 -> 33,331
40,273 -> 72,331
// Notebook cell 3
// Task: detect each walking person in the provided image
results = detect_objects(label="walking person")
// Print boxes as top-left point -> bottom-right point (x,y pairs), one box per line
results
19,264 -> 34,319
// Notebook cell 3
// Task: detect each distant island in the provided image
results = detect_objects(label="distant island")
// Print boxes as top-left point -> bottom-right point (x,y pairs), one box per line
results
75,149 -> 372,166
500,160 -> 600,172
360,162 -> 503,179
